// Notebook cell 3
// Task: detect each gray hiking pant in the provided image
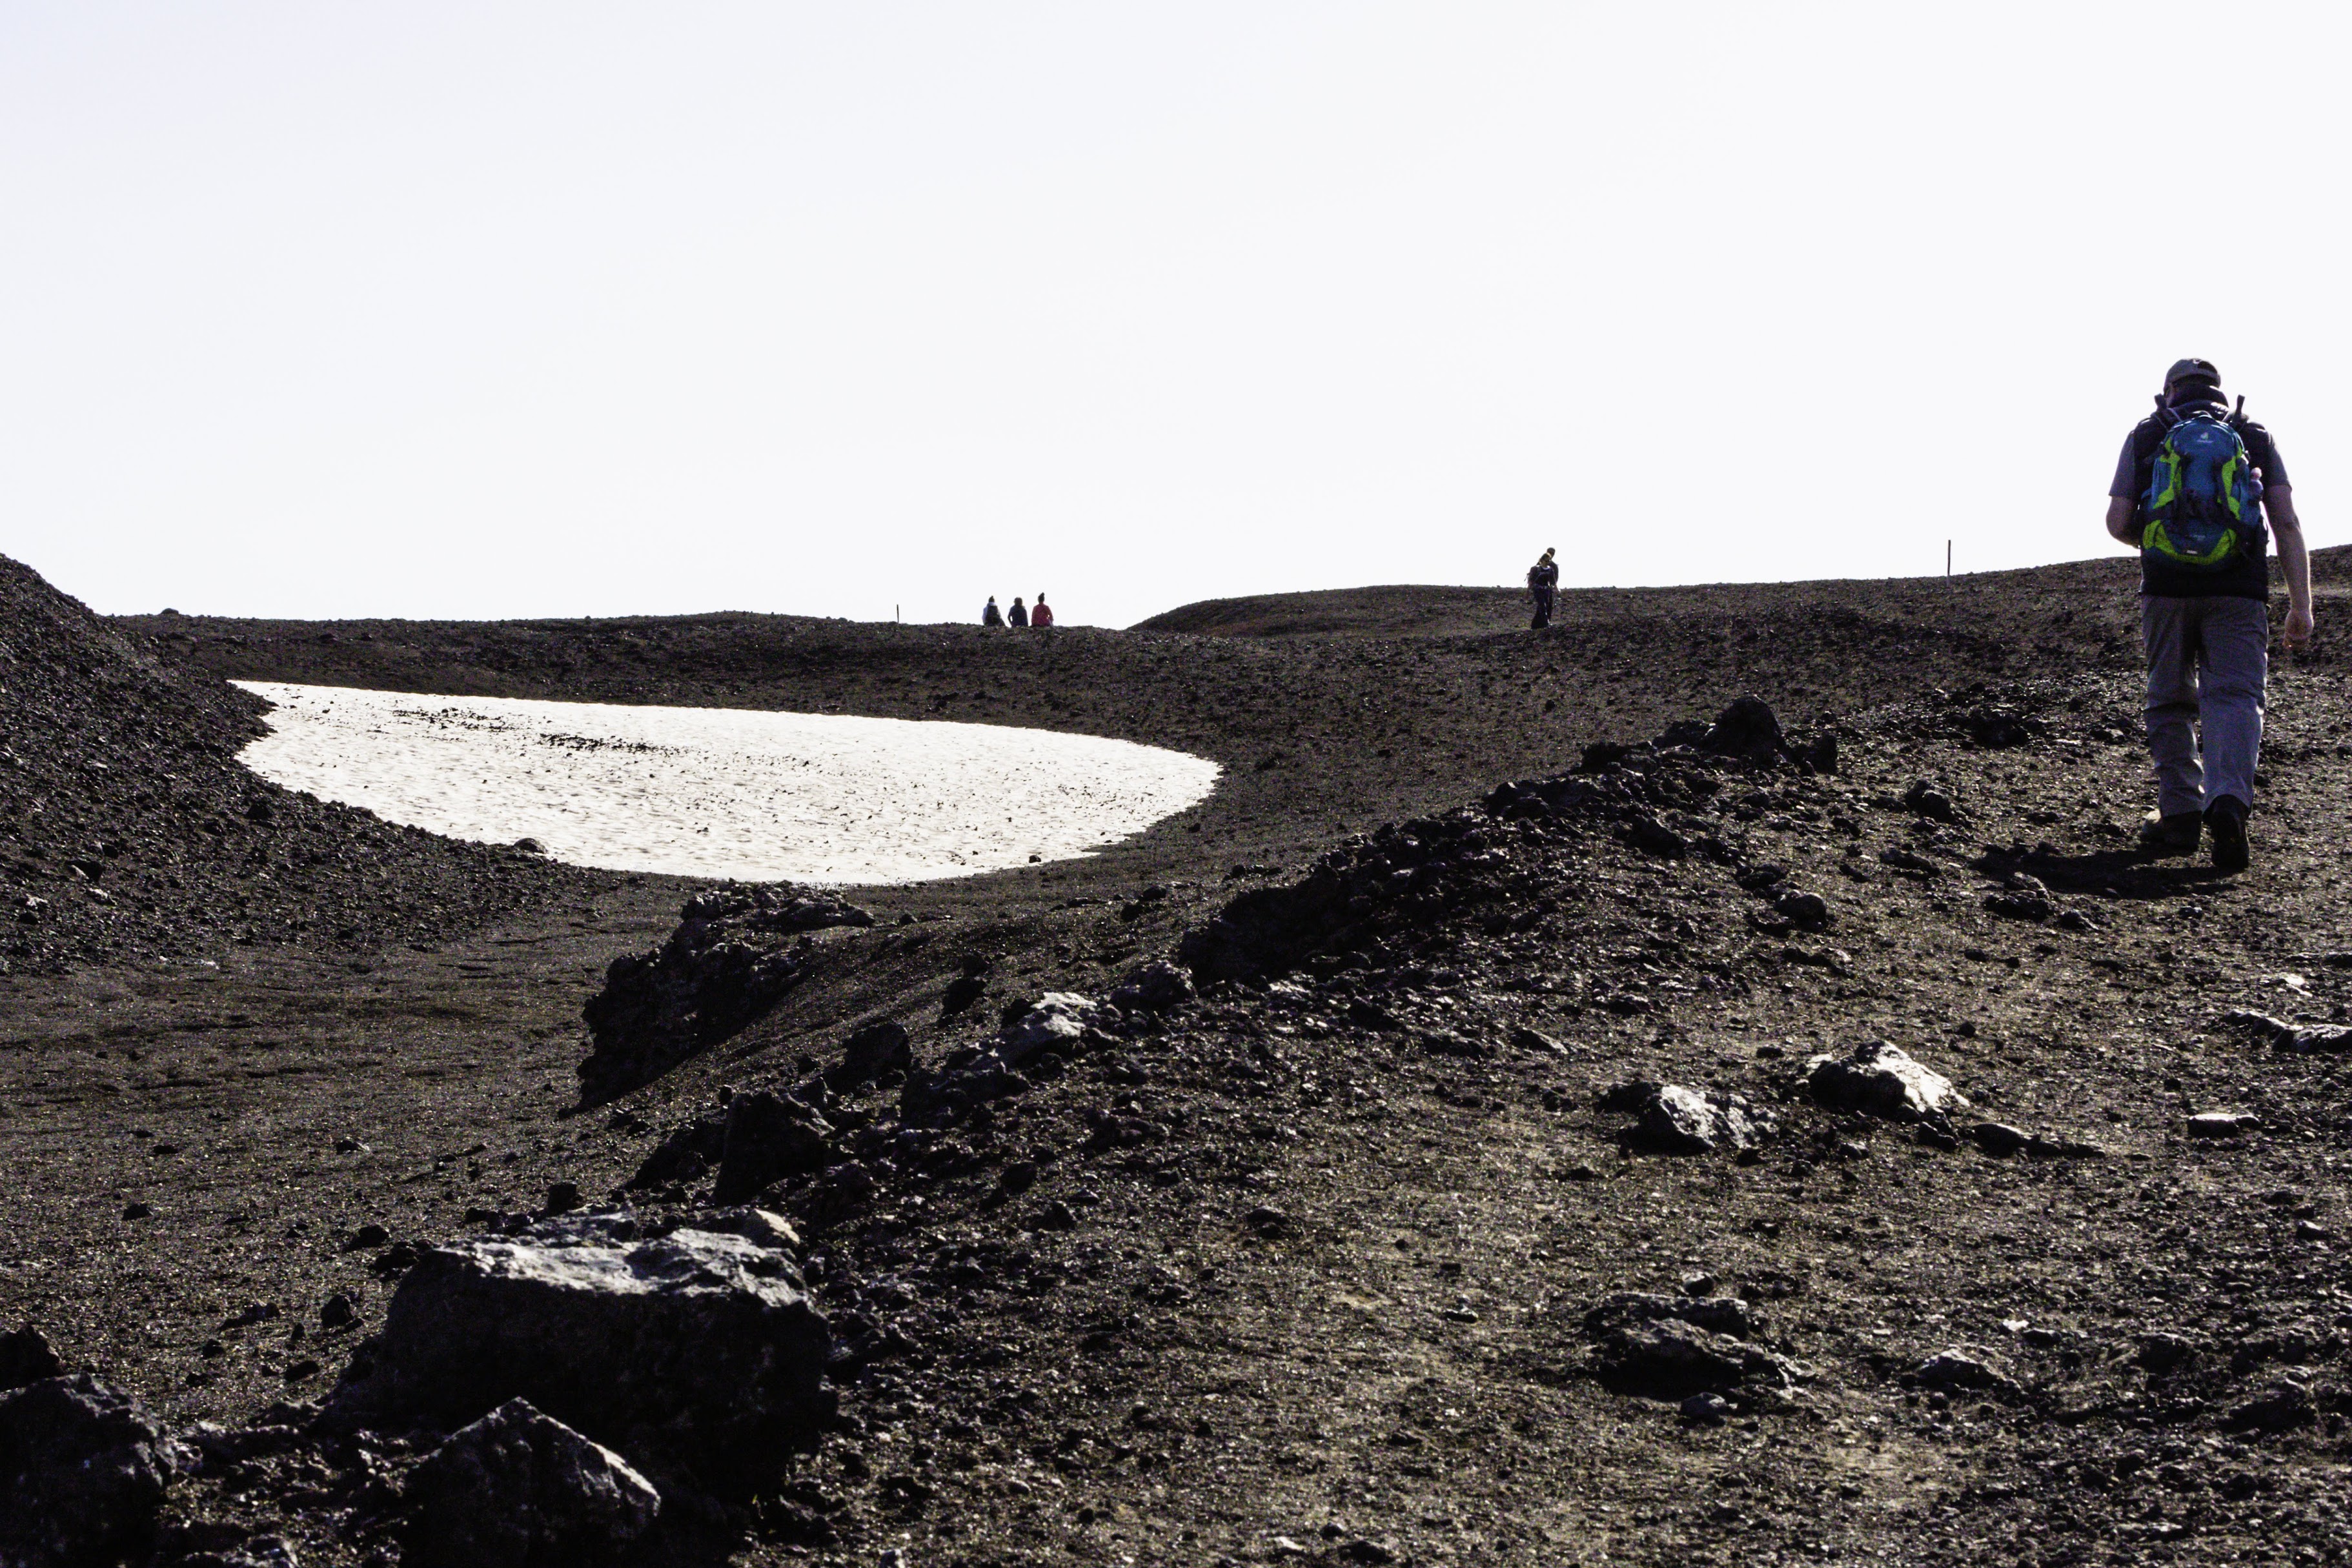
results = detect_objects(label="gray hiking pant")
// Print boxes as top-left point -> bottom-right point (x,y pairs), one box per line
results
2142,595 -> 2268,819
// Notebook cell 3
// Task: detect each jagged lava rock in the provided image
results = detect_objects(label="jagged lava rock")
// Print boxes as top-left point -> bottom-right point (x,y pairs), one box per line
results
713,1092 -> 835,1205
1110,959 -> 1194,1014
579,885 -> 872,1102
0,1374 -> 190,1567
1602,1081 -> 1774,1154
407,1398 -> 660,1568
0,1323 -> 63,1391
1806,1041 -> 1969,1121
827,1019 -> 912,1089
327,1217 -> 831,1493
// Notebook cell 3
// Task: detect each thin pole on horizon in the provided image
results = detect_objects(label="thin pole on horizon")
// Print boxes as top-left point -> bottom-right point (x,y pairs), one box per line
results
1946,540 -> 1952,583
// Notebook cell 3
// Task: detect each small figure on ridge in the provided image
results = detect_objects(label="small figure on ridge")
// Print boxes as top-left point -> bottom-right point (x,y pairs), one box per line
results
1526,547 -> 1559,630
1031,594 -> 1054,628
1008,596 -> 1029,627
982,596 -> 1004,627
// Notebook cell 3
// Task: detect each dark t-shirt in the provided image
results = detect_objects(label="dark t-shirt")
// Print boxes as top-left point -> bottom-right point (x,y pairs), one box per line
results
2110,398 -> 2289,601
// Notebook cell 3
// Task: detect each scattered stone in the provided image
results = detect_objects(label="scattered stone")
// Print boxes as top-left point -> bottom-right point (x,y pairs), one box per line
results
2224,1382 -> 2314,1433
344,1223 -> 391,1251
1601,1081 -> 1774,1154
542,1181 -> 583,1216
1243,1205 -> 1293,1238
689,1206 -> 804,1251
579,886 -> 872,1101
828,1020 -> 912,1089
1508,1026 -> 1568,1056
0,1323 -> 63,1392
2023,1132 -> 2105,1160
1700,696 -> 1787,765
1622,812 -> 1688,858
1805,1041 -> 1969,1121
2185,1112 -> 2260,1140
325,1216 -> 833,1493
0,1375 -> 189,1567
406,1398 -> 660,1568
1773,889 -> 1832,929
1903,780 -> 1958,822
712,1092 -> 835,1205
1911,1350 -> 2018,1396
121,1201 -> 153,1220
626,1112 -> 726,1192
1968,1122 -> 2029,1157
1585,1292 -> 1758,1340
321,1294 -> 358,1331
2136,1333 -> 2197,1374
998,993 -> 1104,1066
1109,960 -> 1194,1015
1680,1391 -> 1732,1424
1590,1317 -> 1803,1403
2224,1009 -> 2352,1053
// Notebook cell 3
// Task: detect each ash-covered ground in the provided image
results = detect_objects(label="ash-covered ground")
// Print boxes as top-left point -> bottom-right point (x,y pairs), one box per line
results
6,550 -> 2352,1567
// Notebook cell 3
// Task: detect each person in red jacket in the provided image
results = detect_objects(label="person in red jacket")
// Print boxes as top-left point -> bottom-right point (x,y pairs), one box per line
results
1031,594 -> 1055,628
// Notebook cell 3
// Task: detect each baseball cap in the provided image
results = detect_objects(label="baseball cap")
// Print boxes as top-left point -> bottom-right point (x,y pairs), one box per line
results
2164,357 -> 2221,387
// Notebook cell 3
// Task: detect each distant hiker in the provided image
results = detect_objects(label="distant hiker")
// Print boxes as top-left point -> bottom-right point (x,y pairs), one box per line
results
982,596 -> 1004,627
1526,548 -> 1559,629
2106,357 -> 2313,872
1008,596 -> 1029,627
1031,594 -> 1055,628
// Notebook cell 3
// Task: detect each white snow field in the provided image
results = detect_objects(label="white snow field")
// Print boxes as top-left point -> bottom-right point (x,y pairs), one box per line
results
231,683 -> 1221,884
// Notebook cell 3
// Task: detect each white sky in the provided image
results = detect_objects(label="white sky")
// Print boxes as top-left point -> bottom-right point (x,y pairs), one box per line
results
3,3 -> 2346,630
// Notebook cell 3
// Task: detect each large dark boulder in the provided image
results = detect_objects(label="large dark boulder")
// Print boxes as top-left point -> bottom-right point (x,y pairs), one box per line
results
327,1218 -> 832,1494
407,1398 -> 660,1568
0,1323 -> 63,1391
0,1374 -> 188,1567
712,1092 -> 835,1205
827,1020 -> 912,1090
578,886 -> 872,1103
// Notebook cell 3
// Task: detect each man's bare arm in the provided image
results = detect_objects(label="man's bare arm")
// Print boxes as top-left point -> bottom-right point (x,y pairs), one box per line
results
2269,484 -> 2314,648
2105,494 -> 2139,547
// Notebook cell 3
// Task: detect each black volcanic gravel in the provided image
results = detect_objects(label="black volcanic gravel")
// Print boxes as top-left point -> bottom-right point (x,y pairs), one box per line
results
0,555 -> 611,972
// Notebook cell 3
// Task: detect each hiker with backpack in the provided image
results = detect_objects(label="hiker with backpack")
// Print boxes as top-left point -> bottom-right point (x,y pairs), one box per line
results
2105,357 -> 2312,873
982,596 -> 1005,627
1527,548 -> 1559,629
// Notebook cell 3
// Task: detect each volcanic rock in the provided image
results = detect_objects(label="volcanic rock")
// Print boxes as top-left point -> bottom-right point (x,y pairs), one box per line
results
2225,1009 -> 2352,1053
1602,1081 -> 1774,1154
325,1217 -> 833,1493
999,992 -> 1104,1067
407,1398 -> 660,1568
0,1374 -> 189,1567
713,1091 -> 835,1205
1110,960 -> 1195,1014
578,886 -> 873,1102
0,1322 -> 63,1391
827,1020 -> 912,1089
2185,1112 -> 2260,1139
1587,1307 -> 1803,1403
1806,1041 -> 1968,1121
1912,1349 -> 2018,1396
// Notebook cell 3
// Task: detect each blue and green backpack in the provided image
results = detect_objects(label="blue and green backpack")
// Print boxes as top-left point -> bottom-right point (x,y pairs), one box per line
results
2140,403 -> 2265,572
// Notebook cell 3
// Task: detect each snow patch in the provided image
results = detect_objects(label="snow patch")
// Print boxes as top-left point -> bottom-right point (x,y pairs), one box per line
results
231,683 -> 1219,885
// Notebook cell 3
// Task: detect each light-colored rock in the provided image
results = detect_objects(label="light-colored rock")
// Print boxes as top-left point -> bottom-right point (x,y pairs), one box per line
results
1806,1041 -> 1968,1121
327,1219 -> 830,1494
999,992 -> 1103,1065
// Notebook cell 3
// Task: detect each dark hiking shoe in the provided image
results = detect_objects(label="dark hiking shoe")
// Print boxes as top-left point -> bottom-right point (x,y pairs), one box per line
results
2206,797 -> 2251,874
2138,811 -> 2202,856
